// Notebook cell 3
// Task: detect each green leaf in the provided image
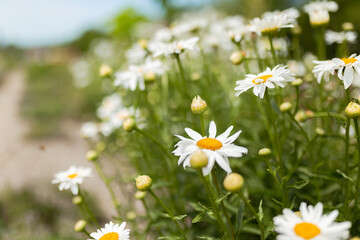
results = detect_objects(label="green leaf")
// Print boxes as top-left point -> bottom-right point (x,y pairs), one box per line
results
336,169 -> 354,182
196,236 -> 221,240
215,192 -> 231,205
160,213 -> 187,221
192,211 -> 206,223
235,201 -> 244,233
158,236 -> 182,240
190,202 -> 208,212
288,179 -> 310,189
258,200 -> 263,222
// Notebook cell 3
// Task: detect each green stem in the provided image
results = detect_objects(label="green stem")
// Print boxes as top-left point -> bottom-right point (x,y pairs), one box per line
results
353,119 -> 360,221
238,191 -> 265,240
198,171 -> 229,239
316,27 -> 326,60
311,112 -> 347,121
252,39 -> 264,71
175,54 -> 189,98
268,35 -> 278,66
148,189 -> 187,239
344,90 -> 351,218
78,189 -> 99,227
93,161 -> 122,217
81,229 -> 92,238
294,86 -> 300,114
211,171 -> 236,240
199,114 -> 206,136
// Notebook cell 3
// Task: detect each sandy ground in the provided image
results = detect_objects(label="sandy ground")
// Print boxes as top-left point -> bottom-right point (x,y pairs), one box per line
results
0,69 -> 115,217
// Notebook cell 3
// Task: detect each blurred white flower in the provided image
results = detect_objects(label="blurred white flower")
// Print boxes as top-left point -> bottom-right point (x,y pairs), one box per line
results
250,11 -> 294,35
92,40 -> 114,60
80,122 -> 99,140
52,166 -> 91,195
235,65 -> 295,99
274,202 -> 350,240
125,44 -> 148,64
171,17 -> 208,36
69,59 -> 90,88
288,60 -> 306,77
90,221 -> 130,240
304,1 -> 338,26
114,59 -> 165,91
313,54 -> 360,88
152,37 -> 200,57
173,121 -> 248,176
109,107 -> 137,129
263,7 -> 300,25
97,94 -> 123,120
325,30 -> 357,45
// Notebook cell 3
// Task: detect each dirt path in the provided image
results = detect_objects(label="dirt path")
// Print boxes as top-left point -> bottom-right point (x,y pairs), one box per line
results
0,69 -> 114,217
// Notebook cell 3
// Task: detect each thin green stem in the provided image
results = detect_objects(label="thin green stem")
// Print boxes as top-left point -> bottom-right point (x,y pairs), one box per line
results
316,27 -> 326,60
311,112 -> 347,121
353,119 -> 360,221
81,229 -> 92,238
199,114 -> 206,136
148,189 -> 187,239
344,90 -> 351,218
78,190 -> 99,227
174,54 -> 189,98
295,86 -> 300,114
268,35 -> 278,66
238,191 -> 265,240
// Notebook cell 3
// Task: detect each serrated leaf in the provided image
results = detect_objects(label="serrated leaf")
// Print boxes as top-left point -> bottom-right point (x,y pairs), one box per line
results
258,200 -> 263,222
192,211 -> 206,223
289,179 -> 310,189
336,169 -> 354,182
215,192 -> 231,205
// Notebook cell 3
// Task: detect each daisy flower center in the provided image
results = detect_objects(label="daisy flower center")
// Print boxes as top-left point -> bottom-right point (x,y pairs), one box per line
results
294,222 -> 321,239
99,232 -> 119,240
252,74 -> 273,84
342,57 -> 357,65
67,173 -> 78,179
197,138 -> 223,151
262,27 -> 278,34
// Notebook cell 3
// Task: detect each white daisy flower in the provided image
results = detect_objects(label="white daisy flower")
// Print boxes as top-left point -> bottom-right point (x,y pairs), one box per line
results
171,18 -> 208,36
313,54 -> 360,88
273,202 -> 351,240
80,122 -> 99,140
325,30 -> 357,45
97,94 -> 123,120
114,59 -> 165,91
173,121 -> 248,176
125,43 -> 148,64
250,11 -> 294,35
90,221 -> 130,240
235,65 -> 295,99
288,60 -> 306,77
152,37 -> 200,57
304,1 -> 338,27
263,7 -> 300,25
109,107 -> 137,129
52,166 -> 91,195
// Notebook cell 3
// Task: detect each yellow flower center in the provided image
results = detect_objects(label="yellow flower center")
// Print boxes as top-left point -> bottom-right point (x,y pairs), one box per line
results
252,74 -> 273,85
67,173 -> 78,179
342,57 -> 357,65
261,27 -> 279,34
197,138 -> 223,151
294,222 -> 321,239
99,232 -> 119,240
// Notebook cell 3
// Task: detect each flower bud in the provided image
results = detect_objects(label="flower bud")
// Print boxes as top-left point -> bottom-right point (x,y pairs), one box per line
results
280,102 -> 292,112
191,96 -> 208,114
230,51 -> 244,65
342,22 -> 354,31
190,150 -> 208,169
309,10 -> 330,27
135,175 -> 152,191
291,78 -> 303,87
86,150 -> 98,161
315,127 -> 325,136
295,110 -> 307,122
126,211 -> 137,221
138,38 -> 148,49
72,196 -> 83,205
191,72 -> 201,81
305,110 -> 314,118
134,191 -> 146,200
223,173 -> 244,193
74,220 -> 87,232
95,141 -> 106,153
99,64 -> 112,77
123,118 -> 136,132
144,72 -> 156,82
258,148 -> 271,156
345,100 -> 360,118
291,26 -> 302,35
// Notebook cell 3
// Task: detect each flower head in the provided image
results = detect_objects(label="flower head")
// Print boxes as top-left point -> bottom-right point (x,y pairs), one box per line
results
52,166 -> 92,195
90,221 -> 130,240
173,121 -> 248,176
304,1 -> 338,27
273,202 -> 351,240
313,54 -> 360,89
152,37 -> 200,57
250,11 -> 294,35
235,65 -> 295,99
325,30 -> 357,45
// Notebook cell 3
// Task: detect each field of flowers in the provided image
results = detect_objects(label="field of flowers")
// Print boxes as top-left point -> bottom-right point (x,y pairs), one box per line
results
51,1 -> 360,239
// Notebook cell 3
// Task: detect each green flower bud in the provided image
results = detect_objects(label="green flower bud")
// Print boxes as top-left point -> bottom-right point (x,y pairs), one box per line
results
190,150 -> 208,169
74,220 -> 87,232
258,148 -> 271,156
223,173 -> 244,193
135,175 -> 152,191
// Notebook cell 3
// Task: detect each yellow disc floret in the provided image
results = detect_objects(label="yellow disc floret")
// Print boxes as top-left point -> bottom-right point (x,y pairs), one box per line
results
252,74 -> 273,84
99,232 -> 119,240
294,222 -> 321,239
197,138 -> 223,151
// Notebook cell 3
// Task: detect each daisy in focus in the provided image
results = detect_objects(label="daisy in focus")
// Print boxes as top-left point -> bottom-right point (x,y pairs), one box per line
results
273,202 -> 351,240
313,54 -> 360,88
235,65 -> 295,99
173,121 -> 248,176
90,221 -> 130,240
52,166 -> 91,195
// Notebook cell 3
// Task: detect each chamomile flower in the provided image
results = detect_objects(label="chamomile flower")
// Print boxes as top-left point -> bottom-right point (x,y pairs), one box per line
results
273,202 -> 351,240
173,121 -> 248,176
52,166 -> 91,195
90,221 -> 130,240
80,122 -> 99,140
304,1 -> 338,27
250,11 -> 294,35
313,54 -> 360,88
152,37 -> 200,57
235,65 -> 295,99
325,30 -> 357,45
97,94 -> 123,120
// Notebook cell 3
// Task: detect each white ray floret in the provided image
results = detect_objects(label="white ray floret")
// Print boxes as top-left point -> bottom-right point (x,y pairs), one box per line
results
90,221 -> 130,240
173,121 -> 248,176
52,166 -> 92,195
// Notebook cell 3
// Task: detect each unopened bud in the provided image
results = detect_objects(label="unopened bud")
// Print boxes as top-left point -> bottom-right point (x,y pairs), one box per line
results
345,100 -> 360,118
258,148 -> 271,156
191,72 -> 201,81
280,102 -> 292,112
295,110 -> 307,122
126,211 -> 137,221
292,78 -> 303,87
134,191 -> 146,200
138,38 -> 148,49
135,175 -> 152,191
292,26 -> 302,35
190,150 -> 208,169
72,196 -> 83,205
74,220 -> 87,232
144,72 -> 156,82
223,173 -> 244,193
123,118 -> 136,132
191,96 -> 208,114
315,127 -> 325,136
99,64 -> 112,77
86,150 -> 98,161
342,22 -> 354,31
230,51 -> 244,65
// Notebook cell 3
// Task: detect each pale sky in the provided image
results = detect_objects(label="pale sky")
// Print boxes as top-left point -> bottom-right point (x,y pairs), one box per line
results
0,0 -> 164,47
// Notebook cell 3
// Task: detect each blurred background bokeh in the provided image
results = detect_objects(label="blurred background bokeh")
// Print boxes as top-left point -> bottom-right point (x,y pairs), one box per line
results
0,0 -> 359,239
